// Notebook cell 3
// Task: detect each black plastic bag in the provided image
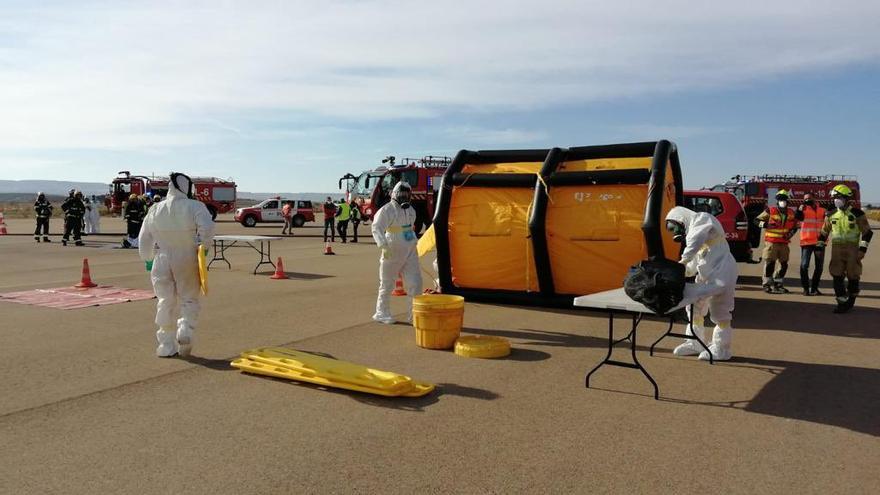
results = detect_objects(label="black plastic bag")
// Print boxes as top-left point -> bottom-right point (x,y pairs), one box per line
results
624,257 -> 686,315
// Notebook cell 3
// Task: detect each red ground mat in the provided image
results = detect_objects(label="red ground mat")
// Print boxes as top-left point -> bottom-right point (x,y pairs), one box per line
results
0,286 -> 155,310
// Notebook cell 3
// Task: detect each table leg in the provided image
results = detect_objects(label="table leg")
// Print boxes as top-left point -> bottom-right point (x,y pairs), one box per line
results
585,313 -> 616,388
208,240 -> 232,270
585,313 -> 660,399
252,240 -> 276,275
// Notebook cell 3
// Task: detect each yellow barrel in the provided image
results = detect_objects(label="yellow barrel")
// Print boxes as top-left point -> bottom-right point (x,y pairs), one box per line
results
412,295 -> 465,349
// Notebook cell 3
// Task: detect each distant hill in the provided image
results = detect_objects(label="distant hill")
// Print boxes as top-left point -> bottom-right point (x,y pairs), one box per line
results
0,180 -> 109,196
0,181 -> 338,202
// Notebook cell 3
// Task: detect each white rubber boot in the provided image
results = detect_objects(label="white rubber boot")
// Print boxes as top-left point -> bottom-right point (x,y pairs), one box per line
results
372,313 -> 396,325
700,324 -> 732,361
156,326 -> 179,358
177,323 -> 194,357
673,322 -> 706,356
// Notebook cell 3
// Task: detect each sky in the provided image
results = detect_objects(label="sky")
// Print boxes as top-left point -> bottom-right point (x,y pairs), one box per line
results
0,0 -> 878,198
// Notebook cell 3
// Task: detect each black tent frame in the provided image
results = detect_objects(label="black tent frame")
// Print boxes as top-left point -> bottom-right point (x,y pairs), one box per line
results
432,140 -> 683,308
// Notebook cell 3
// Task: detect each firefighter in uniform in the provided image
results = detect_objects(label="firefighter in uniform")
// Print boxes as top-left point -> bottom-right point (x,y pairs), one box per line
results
34,192 -> 53,243
336,198 -> 351,243
755,190 -> 801,293
798,192 -> 826,296
349,198 -> 361,243
61,190 -> 86,246
819,184 -> 872,313
123,193 -> 147,248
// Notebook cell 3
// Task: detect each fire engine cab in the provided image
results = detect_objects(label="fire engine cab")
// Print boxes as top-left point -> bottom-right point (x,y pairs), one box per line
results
107,171 -> 237,220
340,155 -> 451,234
712,174 -> 861,251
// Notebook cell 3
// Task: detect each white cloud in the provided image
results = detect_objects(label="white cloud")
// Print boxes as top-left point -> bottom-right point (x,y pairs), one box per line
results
441,126 -> 547,145
0,0 -> 878,150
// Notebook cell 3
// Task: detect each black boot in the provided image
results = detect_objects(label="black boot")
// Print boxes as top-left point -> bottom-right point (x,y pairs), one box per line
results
43,237 -> 51,243
35,237 -> 41,243
763,283 -> 774,293
832,276 -> 848,313
843,279 -> 860,311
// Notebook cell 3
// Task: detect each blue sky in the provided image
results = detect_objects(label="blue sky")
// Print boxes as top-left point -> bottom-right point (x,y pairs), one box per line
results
0,1 -> 878,199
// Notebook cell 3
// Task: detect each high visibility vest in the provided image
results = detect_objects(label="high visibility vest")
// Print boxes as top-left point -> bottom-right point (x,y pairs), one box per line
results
337,202 -> 351,221
764,206 -> 796,244
799,205 -> 825,246
829,208 -> 860,245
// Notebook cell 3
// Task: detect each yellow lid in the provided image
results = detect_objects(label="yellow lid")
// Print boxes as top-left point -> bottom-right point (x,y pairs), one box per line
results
454,335 -> 511,359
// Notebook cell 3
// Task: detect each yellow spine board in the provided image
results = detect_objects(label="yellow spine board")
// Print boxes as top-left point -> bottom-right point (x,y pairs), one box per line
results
231,358 -> 435,398
243,347 -> 414,392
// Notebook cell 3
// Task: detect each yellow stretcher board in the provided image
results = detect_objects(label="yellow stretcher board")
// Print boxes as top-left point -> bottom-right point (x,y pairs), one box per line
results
198,244 -> 208,296
242,347 -> 414,394
231,358 -> 435,398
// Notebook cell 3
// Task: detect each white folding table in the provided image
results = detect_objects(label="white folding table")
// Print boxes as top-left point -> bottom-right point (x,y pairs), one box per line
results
208,235 -> 283,275
573,285 -> 712,400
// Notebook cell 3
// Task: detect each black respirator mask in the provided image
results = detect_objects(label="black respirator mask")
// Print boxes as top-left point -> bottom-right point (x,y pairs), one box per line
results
666,220 -> 686,243
170,172 -> 193,199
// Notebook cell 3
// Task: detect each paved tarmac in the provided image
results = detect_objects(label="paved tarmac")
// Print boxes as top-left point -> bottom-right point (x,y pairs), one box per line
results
1,214 -> 878,494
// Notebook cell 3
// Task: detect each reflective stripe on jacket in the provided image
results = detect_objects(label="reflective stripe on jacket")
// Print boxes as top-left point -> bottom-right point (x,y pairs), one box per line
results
764,206 -> 797,244
799,206 -> 825,246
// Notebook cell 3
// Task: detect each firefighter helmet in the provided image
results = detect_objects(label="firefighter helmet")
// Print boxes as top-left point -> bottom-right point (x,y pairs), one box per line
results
129,193 -> 138,201
775,189 -> 790,200
830,184 -> 853,198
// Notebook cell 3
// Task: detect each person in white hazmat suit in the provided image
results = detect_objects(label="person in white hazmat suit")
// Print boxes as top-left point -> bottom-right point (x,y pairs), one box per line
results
371,182 -> 422,324
138,173 -> 215,357
665,206 -> 738,361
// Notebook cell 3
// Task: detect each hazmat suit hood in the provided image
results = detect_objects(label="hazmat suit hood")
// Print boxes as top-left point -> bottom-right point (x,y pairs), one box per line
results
169,172 -> 193,199
391,181 -> 412,208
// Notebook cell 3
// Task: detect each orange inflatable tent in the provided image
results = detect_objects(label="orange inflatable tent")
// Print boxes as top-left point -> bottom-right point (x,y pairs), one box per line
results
432,140 -> 683,308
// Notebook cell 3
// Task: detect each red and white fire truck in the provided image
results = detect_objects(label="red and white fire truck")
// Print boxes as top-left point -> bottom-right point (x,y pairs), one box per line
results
106,171 -> 237,220
711,174 -> 861,251
339,155 -> 451,233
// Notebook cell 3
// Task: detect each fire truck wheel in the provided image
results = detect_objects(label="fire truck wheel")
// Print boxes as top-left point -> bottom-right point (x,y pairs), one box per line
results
292,215 -> 305,228
243,215 -> 257,227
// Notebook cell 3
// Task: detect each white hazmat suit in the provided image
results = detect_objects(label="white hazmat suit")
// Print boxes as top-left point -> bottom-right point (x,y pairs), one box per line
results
371,182 -> 422,324
138,174 -> 215,357
84,197 -> 101,234
665,206 -> 738,361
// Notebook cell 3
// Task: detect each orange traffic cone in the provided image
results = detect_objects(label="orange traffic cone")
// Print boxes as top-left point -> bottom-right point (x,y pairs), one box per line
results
391,276 -> 407,296
0,212 -> 7,235
74,258 -> 98,288
323,242 -> 335,255
270,257 -> 289,279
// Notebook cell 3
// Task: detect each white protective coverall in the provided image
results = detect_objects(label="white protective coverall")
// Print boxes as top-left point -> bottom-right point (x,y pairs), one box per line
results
84,198 -> 101,234
665,206 -> 738,361
371,182 -> 422,324
138,174 -> 215,357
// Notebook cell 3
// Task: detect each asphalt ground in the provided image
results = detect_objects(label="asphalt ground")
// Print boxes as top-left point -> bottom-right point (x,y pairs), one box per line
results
1,214 -> 878,494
